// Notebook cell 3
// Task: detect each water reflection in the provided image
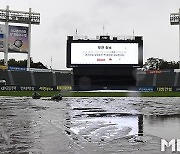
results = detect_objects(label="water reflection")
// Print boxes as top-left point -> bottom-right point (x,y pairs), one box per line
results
0,98 -> 35,153
70,113 -> 180,141
1,97 -> 180,154
70,105 -> 144,142
144,115 -> 180,140
138,114 -> 143,136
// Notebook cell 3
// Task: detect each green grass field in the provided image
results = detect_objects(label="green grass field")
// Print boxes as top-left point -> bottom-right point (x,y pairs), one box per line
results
0,91 -> 180,97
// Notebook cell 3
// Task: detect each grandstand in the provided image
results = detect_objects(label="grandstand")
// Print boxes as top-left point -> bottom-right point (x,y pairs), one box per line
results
175,72 -> 180,86
34,72 -> 54,86
156,72 -> 176,86
137,73 -> 154,86
55,71 -> 72,86
0,70 -> 11,85
137,70 -> 178,87
0,69 -> 180,90
0,70 -> 72,87
11,71 -> 32,86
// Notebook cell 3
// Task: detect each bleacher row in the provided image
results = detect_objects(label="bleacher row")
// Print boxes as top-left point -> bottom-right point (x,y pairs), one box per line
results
136,72 -> 180,86
0,70 -> 179,87
0,70 -> 72,86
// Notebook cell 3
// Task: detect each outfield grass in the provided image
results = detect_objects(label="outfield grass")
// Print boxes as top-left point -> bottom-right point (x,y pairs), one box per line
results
0,91 -> 60,97
66,91 -> 180,97
0,91 -> 180,97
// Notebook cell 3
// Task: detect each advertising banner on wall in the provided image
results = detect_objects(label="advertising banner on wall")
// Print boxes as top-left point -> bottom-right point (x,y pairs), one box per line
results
0,85 -> 61,91
8,66 -> 27,71
0,65 -> 8,70
8,25 -> 29,53
0,24 -> 5,52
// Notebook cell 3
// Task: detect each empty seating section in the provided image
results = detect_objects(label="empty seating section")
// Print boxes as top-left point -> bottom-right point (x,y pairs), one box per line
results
176,73 -> 180,86
137,74 -> 154,86
11,71 -> 32,85
0,70 -> 72,86
55,72 -> 72,85
0,70 -> 178,87
156,72 -> 176,86
34,72 -> 53,86
0,71 -> 10,85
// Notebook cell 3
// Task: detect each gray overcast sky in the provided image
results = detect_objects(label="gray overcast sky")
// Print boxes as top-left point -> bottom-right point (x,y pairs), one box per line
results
0,0 -> 180,69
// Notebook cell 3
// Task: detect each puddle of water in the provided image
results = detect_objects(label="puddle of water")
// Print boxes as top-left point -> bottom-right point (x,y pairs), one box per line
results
68,97 -> 180,142
1,97 -> 180,154
144,115 -> 180,140
71,116 -> 141,142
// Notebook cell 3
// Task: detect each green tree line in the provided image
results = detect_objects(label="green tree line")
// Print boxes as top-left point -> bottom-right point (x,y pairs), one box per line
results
143,57 -> 179,70
0,59 -> 47,69
0,57 -> 179,70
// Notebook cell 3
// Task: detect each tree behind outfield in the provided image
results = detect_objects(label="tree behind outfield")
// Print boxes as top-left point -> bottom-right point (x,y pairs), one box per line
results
0,59 -> 47,69
143,57 -> 179,70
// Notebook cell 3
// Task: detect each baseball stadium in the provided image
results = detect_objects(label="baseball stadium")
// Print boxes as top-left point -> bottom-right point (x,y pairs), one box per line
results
0,34 -> 180,97
1,4 -> 180,154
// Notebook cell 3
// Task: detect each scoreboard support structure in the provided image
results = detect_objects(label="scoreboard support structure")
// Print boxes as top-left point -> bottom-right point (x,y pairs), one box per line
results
67,35 -> 143,90
73,68 -> 137,90
0,5 -> 40,69
170,9 -> 180,69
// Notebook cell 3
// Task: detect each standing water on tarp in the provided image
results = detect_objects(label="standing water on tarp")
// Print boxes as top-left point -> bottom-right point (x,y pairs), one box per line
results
0,97 -> 180,154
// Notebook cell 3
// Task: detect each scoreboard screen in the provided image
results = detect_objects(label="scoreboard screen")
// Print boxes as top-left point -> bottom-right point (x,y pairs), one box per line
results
67,36 -> 143,68
71,43 -> 138,65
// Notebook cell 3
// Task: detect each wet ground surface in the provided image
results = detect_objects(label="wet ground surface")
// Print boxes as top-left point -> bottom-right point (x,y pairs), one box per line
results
1,97 -> 180,153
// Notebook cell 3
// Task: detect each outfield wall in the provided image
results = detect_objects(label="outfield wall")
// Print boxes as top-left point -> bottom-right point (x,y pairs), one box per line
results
0,69 -> 179,91
0,70 -> 72,87
136,71 -> 178,87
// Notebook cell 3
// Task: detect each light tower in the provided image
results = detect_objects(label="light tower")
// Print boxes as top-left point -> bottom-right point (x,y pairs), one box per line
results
0,6 -> 40,69
170,9 -> 180,69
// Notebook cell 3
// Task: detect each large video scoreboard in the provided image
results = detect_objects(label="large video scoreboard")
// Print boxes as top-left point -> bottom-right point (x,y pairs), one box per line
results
67,36 -> 143,68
